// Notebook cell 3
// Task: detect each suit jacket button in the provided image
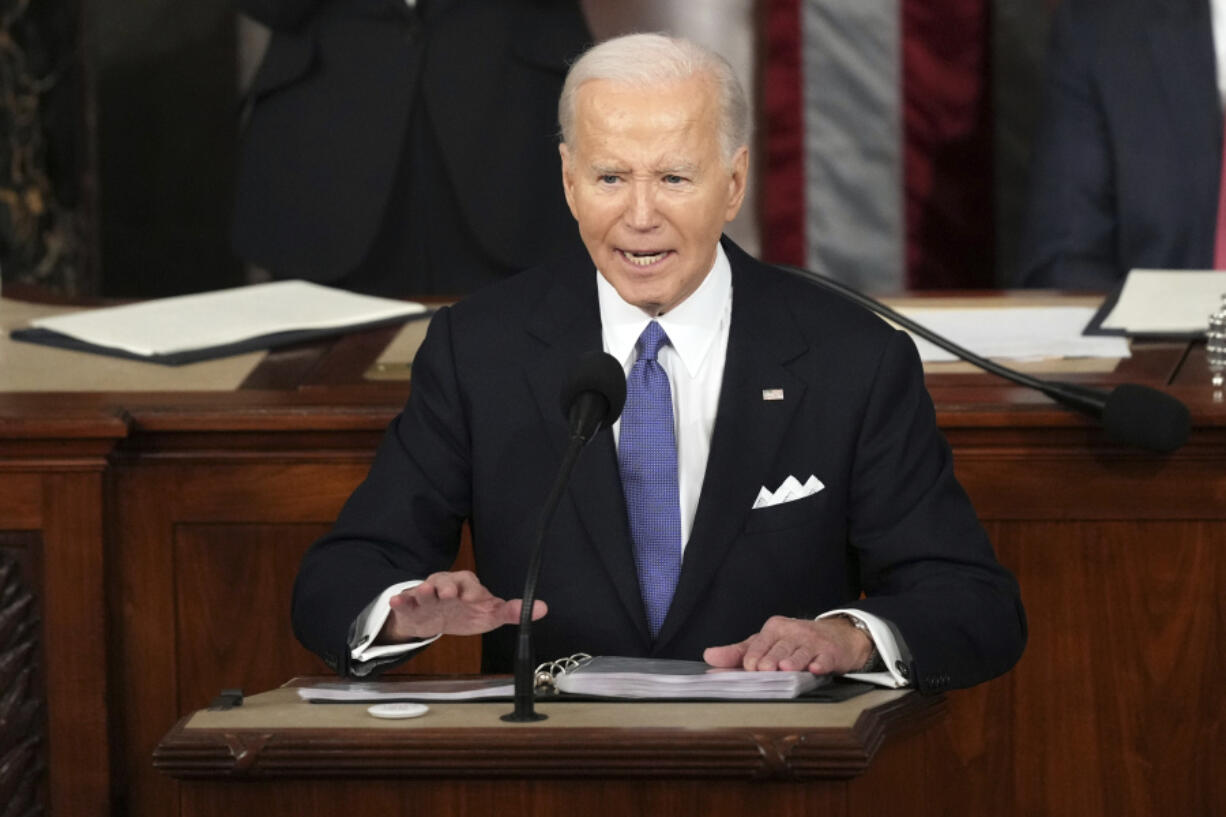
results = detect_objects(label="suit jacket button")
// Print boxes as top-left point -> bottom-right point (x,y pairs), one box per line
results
894,660 -> 910,679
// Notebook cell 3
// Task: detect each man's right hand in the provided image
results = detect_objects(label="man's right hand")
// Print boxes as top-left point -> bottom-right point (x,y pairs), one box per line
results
377,570 -> 547,644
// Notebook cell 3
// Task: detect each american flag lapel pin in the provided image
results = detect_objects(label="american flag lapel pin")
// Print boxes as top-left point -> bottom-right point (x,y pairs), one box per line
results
762,388 -> 785,401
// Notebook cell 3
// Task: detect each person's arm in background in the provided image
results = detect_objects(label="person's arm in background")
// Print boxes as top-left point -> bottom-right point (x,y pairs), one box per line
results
1016,0 -> 1125,289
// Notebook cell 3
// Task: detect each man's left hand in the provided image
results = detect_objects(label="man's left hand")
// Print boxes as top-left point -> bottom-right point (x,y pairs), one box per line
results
703,615 -> 873,675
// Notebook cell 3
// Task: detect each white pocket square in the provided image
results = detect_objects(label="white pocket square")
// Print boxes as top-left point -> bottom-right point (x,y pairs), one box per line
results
752,474 -> 825,509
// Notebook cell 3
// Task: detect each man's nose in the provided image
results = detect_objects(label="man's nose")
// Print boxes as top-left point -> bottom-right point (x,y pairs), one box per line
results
624,183 -> 659,230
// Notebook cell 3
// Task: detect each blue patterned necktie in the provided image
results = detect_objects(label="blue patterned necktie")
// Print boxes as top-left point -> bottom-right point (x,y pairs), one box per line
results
618,320 -> 683,638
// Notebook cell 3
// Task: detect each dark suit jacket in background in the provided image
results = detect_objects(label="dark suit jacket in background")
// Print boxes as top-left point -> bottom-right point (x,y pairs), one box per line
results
232,0 -> 589,295
291,238 -> 1027,694
1017,0 -> 1221,289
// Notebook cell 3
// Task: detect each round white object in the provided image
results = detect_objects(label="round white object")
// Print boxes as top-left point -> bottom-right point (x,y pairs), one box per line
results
366,702 -> 429,719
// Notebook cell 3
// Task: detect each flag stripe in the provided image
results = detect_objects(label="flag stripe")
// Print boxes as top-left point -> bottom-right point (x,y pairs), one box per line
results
802,0 -> 903,291
760,0 -> 998,290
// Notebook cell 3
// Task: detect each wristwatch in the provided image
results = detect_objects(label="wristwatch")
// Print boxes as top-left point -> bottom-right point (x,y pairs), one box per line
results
837,613 -> 881,673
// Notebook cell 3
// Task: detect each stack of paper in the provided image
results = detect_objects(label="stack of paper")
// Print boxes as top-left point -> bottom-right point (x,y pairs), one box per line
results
298,678 -> 514,703
892,305 -> 1129,363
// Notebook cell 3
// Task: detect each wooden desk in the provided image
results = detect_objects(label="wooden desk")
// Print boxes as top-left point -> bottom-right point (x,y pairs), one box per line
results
1,302 -> 1223,817
152,684 -> 951,817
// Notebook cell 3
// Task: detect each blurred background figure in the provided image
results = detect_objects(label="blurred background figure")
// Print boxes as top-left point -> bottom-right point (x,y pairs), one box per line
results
3,0 -> 1061,298
1016,0 -> 1222,289
230,0 -> 591,297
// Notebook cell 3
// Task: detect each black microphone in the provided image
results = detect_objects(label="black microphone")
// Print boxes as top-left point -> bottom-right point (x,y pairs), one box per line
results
503,351 -> 626,722
559,351 -> 628,444
778,264 -> 1190,453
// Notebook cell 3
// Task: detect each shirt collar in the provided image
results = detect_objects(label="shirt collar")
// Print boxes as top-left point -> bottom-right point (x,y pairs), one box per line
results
597,243 -> 732,378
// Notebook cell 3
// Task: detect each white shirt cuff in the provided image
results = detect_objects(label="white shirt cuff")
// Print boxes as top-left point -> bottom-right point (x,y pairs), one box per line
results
818,608 -> 910,688
349,580 -> 441,664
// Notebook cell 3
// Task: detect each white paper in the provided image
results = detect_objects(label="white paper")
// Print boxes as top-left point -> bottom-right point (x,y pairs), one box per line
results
297,678 -> 514,702
892,306 -> 1130,363
1099,270 -> 1226,334
28,280 -> 427,356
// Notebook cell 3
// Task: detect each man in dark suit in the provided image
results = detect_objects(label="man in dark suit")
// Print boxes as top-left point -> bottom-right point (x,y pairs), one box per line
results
292,34 -> 1026,694
1017,0 -> 1222,289
231,0 -> 590,295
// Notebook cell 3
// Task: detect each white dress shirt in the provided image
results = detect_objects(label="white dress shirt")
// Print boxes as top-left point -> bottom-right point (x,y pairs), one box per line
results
349,244 -> 907,687
597,243 -> 732,548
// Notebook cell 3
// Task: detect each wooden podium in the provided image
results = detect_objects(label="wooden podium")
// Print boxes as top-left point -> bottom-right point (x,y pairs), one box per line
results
153,684 -> 952,817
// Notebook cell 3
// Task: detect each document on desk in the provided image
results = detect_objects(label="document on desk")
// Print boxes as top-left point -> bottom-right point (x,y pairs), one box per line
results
9,280 -> 429,365
892,305 -> 1130,363
298,678 -> 515,703
1087,269 -> 1226,338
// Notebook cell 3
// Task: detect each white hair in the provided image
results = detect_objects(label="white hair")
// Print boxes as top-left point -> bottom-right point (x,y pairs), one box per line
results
558,33 -> 751,164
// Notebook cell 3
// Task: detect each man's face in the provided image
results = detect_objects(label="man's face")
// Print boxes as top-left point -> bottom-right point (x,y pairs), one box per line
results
560,75 -> 749,316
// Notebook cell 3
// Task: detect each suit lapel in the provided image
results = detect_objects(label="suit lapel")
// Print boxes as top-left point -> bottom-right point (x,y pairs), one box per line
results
523,260 -> 652,644
655,244 -> 809,649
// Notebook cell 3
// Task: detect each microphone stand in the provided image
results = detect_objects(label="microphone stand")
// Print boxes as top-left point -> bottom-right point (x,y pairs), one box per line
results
777,263 -> 1189,451
501,433 -> 587,723
502,353 -> 623,722
779,264 -> 1086,400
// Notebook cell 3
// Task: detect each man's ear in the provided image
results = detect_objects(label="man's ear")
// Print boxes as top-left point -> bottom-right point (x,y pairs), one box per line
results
723,145 -> 750,222
559,143 -> 579,220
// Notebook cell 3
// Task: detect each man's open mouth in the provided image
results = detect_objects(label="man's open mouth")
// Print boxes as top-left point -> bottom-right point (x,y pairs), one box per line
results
619,249 -> 670,267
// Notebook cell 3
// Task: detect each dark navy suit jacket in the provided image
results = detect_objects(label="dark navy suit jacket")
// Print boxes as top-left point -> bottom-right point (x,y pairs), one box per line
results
291,239 -> 1027,694
232,0 -> 588,288
1017,0 -> 1222,288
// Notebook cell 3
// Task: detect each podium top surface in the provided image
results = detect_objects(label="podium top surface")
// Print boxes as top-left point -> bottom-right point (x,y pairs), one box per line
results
181,684 -> 908,731
155,682 -> 944,782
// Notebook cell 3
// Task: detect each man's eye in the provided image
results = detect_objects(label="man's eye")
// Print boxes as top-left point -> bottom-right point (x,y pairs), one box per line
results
663,175 -> 686,185
599,174 -> 620,184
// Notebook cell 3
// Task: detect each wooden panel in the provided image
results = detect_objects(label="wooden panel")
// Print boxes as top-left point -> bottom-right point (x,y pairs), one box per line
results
40,473 -> 109,817
0,475 -> 41,529
173,523 -> 481,713
113,464 -> 353,817
163,462 -> 375,523
956,447 -> 1226,520
114,460 -> 480,817
177,778 -> 844,817
173,525 -> 331,712
952,520 -> 1226,817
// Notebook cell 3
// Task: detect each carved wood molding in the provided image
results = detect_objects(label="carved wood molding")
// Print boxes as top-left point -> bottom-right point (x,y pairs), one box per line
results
0,553 -> 44,817
153,693 -> 945,782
